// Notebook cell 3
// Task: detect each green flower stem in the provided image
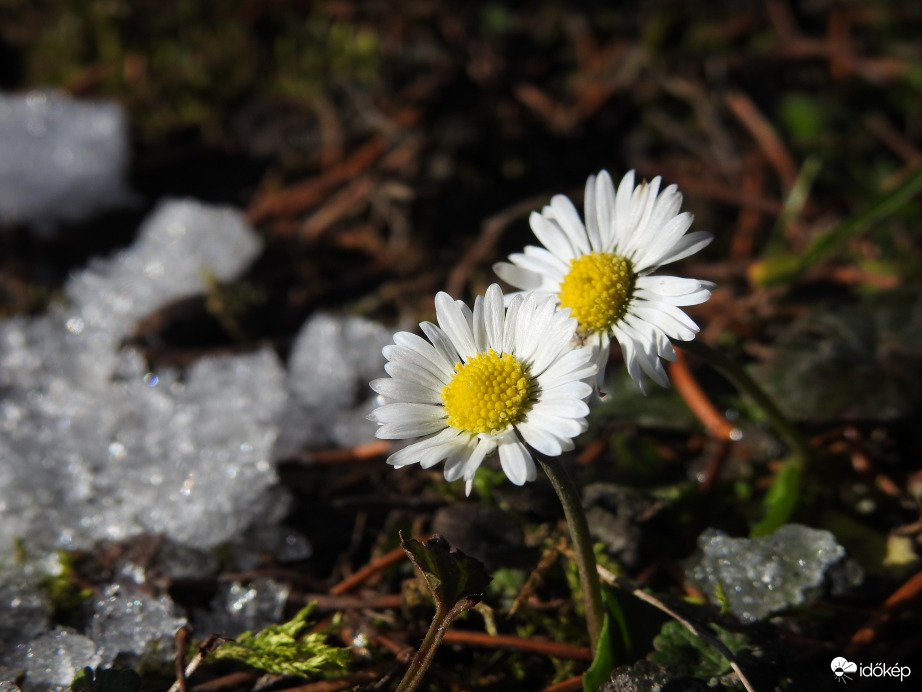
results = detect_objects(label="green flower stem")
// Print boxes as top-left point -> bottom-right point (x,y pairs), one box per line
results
535,453 -> 603,653
395,602 -> 452,692
676,340 -> 810,461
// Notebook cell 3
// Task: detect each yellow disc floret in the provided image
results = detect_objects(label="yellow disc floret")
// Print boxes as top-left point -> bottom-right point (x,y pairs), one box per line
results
441,349 -> 531,435
558,251 -> 636,334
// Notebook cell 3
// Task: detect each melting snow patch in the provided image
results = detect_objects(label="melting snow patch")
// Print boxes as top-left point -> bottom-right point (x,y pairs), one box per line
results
277,312 -> 391,455
0,199 -> 279,553
0,90 -> 135,231
0,194 -> 392,685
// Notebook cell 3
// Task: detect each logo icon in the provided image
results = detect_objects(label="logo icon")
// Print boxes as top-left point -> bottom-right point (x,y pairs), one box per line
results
832,657 -> 858,683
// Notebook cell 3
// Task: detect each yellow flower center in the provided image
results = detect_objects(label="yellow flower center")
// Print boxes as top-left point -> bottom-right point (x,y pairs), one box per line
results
558,251 -> 636,334
440,349 -> 531,435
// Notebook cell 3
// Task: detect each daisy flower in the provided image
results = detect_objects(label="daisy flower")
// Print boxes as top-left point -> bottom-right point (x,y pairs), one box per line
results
369,284 -> 597,495
494,169 -> 715,392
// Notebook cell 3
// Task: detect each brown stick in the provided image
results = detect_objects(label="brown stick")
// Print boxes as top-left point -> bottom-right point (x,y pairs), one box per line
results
307,440 -> 391,465
446,194 -> 552,298
845,569 -> 922,655
329,545 -> 410,596
276,663 -> 397,692
247,138 -> 387,225
670,347 -> 740,441
541,675 -> 585,692
292,593 -> 405,611
189,671 -> 259,692
441,629 -> 593,660
725,91 -> 797,192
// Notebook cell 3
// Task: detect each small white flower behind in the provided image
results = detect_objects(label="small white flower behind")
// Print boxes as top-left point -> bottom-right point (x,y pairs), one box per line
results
369,284 -> 597,495
494,170 -> 715,393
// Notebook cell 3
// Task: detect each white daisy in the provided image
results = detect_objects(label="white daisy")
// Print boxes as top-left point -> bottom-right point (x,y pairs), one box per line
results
494,169 -> 715,392
369,284 -> 597,495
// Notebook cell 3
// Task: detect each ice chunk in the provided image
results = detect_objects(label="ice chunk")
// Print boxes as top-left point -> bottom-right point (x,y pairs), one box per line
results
0,90 -> 135,231
0,339 -> 287,552
686,524 -> 846,622
66,198 -> 264,345
0,199 -> 284,553
89,583 -> 187,665
0,552 -> 70,679
0,580 -> 50,681
20,627 -> 100,692
279,313 -> 391,453
194,578 -> 291,638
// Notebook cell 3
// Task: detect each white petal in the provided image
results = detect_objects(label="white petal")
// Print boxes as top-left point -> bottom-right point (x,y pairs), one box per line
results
383,344 -> 451,382
531,397 -> 590,419
635,276 -> 714,306
636,275 -> 704,296
483,283 -> 505,352
592,170 -> 617,250
521,245 -> 570,277
635,286 -> 712,307
591,341 -> 610,392
443,433 -> 479,480
632,211 -> 694,271
649,231 -> 713,267
537,346 -> 597,388
419,322 -> 461,372
435,291 -> 478,361
472,294 -> 487,353
494,261 -> 543,291
630,176 -> 663,250
498,436 -> 536,485
538,379 -> 593,401
549,194 -> 591,254
370,377 -> 442,404
419,438 -> 470,469
515,419 -> 564,456
373,402 -> 446,424
443,439 -> 480,482
502,294 -> 524,354
386,427 -> 465,467
387,439 -> 430,468
620,317 -> 671,388
514,294 -> 556,367
612,324 -> 646,393
393,331 -> 455,375
528,305 -> 579,375
448,436 -> 494,489
584,173 -> 602,252
376,419 -> 447,439
645,185 -> 683,237
611,170 -> 636,250
384,361 -> 449,391
526,409 -> 585,439
530,211 -> 577,262
630,304 -> 699,341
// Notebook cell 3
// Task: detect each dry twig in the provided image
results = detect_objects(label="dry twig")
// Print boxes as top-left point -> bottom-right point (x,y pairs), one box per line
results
670,347 -> 740,441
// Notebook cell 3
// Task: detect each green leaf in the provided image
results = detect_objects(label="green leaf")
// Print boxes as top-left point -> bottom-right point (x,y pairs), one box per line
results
214,602 -> 351,678
582,610 -> 613,692
751,456 -> 803,537
400,532 -> 492,615
753,162 -> 922,288
582,589 -> 628,692
649,620 -> 748,679
778,93 -> 827,139
71,667 -> 141,692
